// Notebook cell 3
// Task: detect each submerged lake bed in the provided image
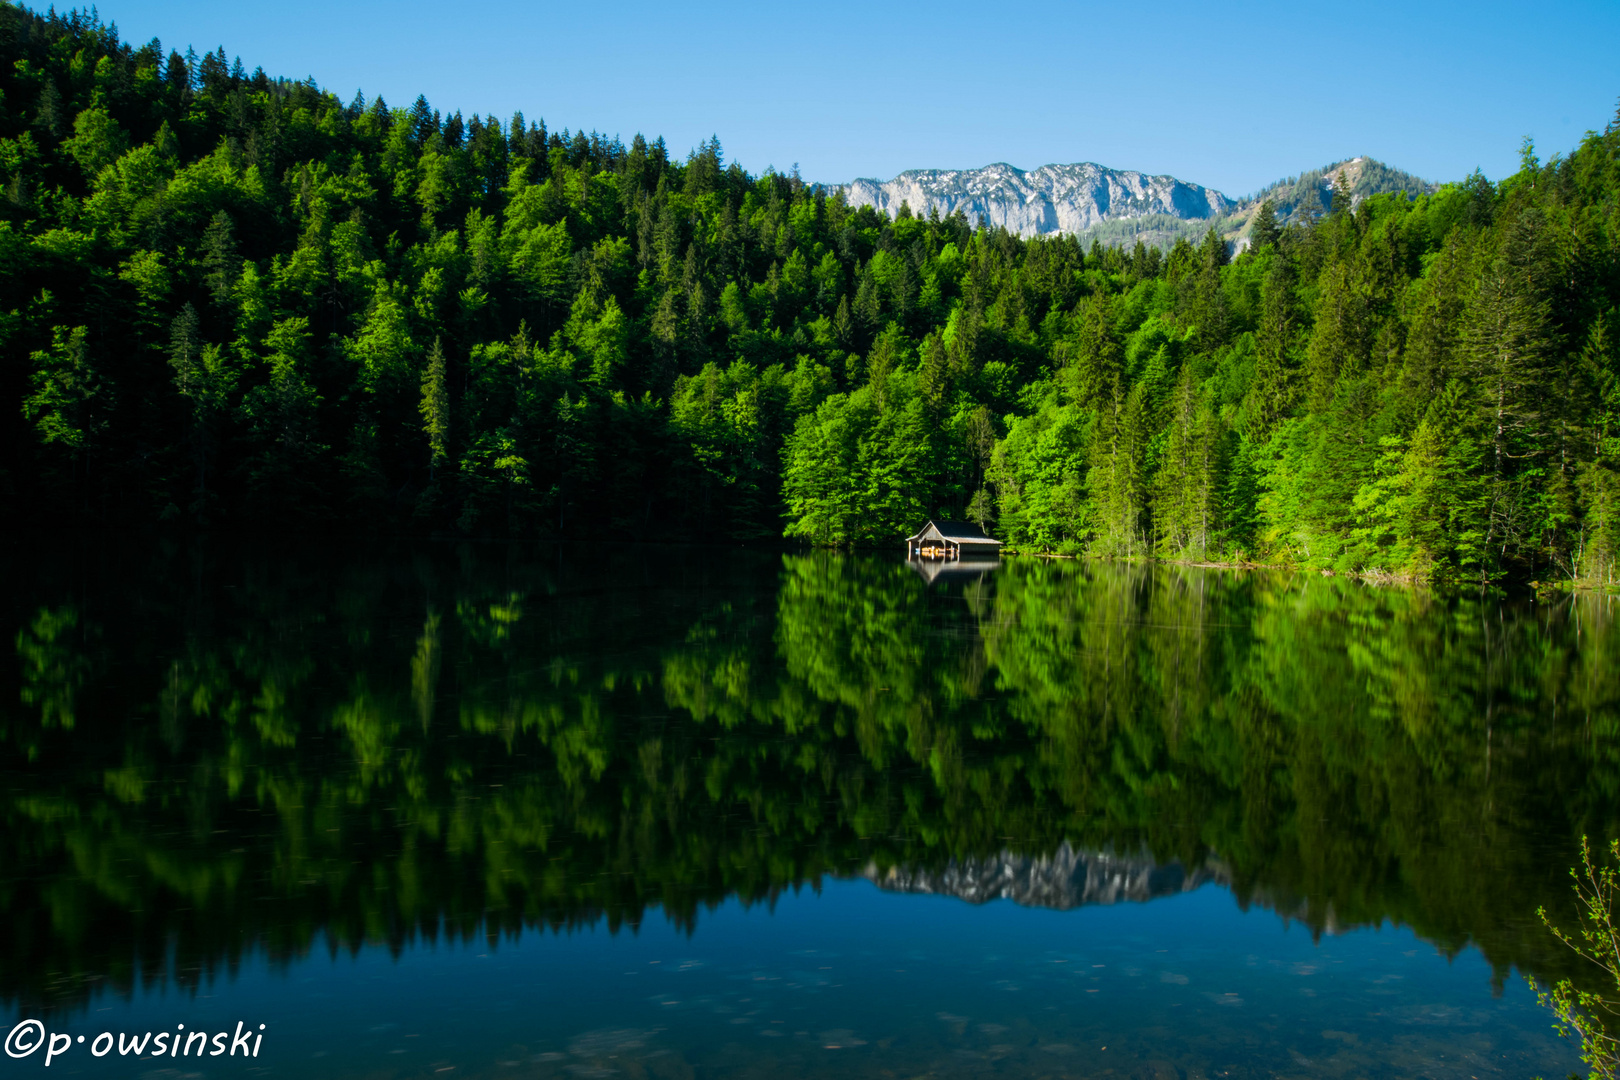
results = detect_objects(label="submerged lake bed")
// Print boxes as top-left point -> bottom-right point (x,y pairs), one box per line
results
2,539 -> 1613,1078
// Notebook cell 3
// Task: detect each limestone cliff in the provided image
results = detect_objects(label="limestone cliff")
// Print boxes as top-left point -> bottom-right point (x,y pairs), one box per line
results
842,162 -> 1236,238
838,156 -> 1435,247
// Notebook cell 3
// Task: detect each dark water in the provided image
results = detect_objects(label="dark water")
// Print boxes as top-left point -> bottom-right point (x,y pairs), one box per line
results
3,539 -> 1617,1079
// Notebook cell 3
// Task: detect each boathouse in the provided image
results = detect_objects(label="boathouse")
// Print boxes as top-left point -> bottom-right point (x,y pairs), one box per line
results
905,519 -> 1003,560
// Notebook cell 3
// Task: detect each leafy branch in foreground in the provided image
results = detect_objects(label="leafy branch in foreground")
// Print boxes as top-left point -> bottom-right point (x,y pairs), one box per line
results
1533,837 -> 1620,1079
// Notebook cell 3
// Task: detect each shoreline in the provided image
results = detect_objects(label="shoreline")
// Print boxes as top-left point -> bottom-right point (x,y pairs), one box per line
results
993,547 -> 1616,595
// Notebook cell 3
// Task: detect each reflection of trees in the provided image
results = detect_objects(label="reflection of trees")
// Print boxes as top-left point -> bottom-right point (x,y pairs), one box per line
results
2,540 -> 1619,1013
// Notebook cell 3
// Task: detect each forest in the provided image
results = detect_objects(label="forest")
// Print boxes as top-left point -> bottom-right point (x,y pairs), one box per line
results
2,5 -> 1618,583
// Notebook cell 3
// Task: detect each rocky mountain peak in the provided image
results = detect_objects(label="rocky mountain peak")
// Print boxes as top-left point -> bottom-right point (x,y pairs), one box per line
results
843,162 -> 1236,239
837,155 -> 1435,249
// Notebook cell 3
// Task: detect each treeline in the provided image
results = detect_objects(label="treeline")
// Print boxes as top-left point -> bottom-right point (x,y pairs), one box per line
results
2,6 -> 1618,582
4,540 -> 1618,1009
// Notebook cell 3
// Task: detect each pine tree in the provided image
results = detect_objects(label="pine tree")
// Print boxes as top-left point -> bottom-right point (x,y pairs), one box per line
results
1250,199 -> 1281,251
1387,380 -> 1489,577
201,211 -> 240,308
1294,184 -> 1323,228
240,317 -> 323,516
1576,312 -> 1620,583
23,325 -> 102,489
1087,383 -> 1150,557
1246,251 -> 1300,431
1463,207 -> 1559,561
967,487 -> 994,532
1329,169 -> 1354,216
865,326 -> 904,412
420,337 -> 450,481
917,331 -> 951,414
262,318 -> 319,451
169,304 -> 235,511
1066,293 -> 1123,407
1303,262 -> 1368,412
1191,229 -> 1230,350
1155,363 -> 1223,558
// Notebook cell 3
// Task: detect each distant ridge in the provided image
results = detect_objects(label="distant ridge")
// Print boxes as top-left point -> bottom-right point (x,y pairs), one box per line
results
838,156 -> 1437,249
843,162 -> 1236,238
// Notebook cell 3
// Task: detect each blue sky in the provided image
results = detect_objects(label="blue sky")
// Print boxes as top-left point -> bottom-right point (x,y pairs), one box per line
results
92,0 -> 1619,197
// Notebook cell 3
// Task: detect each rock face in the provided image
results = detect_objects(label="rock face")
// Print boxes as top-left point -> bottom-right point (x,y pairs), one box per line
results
839,157 -> 1436,245
861,843 -> 1224,909
842,162 -> 1238,238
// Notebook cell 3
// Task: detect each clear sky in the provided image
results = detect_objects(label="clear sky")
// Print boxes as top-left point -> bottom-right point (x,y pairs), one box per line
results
85,0 -> 1620,197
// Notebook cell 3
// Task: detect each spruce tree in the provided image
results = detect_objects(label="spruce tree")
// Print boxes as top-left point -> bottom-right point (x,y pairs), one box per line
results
1247,252 -> 1300,432
1066,293 -> 1124,407
1155,363 -> 1223,558
420,338 -> 451,482
1462,207 -> 1559,562
201,212 -> 240,308
1250,199 -> 1281,250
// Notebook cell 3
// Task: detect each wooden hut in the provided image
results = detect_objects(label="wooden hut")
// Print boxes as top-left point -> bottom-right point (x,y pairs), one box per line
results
905,519 -> 1003,560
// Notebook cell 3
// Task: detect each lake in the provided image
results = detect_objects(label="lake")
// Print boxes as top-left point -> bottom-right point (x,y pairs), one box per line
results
2,538 -> 1615,1079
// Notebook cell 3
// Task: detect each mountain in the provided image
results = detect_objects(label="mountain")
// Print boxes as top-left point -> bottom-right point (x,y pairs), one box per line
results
1239,155 -> 1438,227
842,162 -> 1237,238
839,156 -> 1437,248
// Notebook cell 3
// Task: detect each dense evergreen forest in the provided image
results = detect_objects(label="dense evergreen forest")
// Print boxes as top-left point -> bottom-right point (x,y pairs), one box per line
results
2,5 -> 1619,583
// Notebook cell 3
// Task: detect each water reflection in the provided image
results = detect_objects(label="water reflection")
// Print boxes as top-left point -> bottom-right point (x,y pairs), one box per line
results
2,538 -> 1617,1018
906,552 -> 1000,586
864,843 -> 1221,908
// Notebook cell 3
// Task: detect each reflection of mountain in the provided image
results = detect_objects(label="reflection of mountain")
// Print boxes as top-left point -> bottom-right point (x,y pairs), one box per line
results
862,844 -> 1224,909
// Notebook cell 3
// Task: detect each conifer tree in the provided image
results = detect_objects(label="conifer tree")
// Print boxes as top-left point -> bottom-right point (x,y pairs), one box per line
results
1247,252 -> 1300,432
23,325 -> 101,489
1155,364 -> 1223,558
1087,384 -> 1150,557
1250,199 -> 1281,250
201,212 -> 241,309
420,338 -> 450,482
1067,293 -> 1123,407
1463,207 -> 1559,562
169,303 -> 235,511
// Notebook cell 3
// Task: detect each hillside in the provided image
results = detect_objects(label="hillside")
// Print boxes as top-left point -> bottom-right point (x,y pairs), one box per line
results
2,4 -> 1617,586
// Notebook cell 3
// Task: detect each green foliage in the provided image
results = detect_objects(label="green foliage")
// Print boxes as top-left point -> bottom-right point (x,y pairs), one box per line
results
0,5 -> 1616,581
1532,838 -> 1620,1079
22,324 -> 100,453
420,337 -> 450,474
63,103 -> 126,176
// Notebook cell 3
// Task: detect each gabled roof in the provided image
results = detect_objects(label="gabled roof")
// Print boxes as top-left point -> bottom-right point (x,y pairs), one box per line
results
906,519 -> 1003,544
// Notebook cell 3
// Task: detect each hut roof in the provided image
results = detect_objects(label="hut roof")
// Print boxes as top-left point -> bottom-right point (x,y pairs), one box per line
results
906,519 -> 1002,544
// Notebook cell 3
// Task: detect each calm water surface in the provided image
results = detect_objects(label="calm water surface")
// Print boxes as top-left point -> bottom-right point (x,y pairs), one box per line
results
3,539 -> 1617,1079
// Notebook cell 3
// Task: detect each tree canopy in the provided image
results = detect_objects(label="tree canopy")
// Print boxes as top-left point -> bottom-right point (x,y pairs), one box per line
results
2,6 -> 1619,582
